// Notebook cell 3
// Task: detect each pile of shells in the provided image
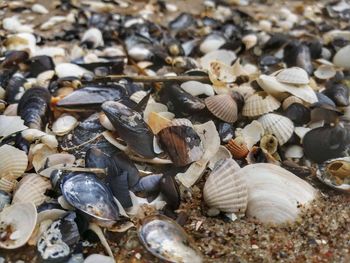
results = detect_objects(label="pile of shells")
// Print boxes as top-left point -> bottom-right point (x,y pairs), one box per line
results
0,0 -> 349,262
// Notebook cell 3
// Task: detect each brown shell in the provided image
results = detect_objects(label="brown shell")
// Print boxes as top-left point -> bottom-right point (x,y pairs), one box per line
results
225,137 -> 249,159
148,111 -> 172,134
205,94 -> 238,123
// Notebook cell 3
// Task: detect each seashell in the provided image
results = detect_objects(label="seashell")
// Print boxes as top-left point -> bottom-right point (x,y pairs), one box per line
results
333,44 -> 350,69
3,103 -> 18,116
282,96 -> 303,110
235,120 -> 265,150
147,111 -> 172,134
205,94 -> 238,123
236,163 -> 317,224
323,84 -> 349,107
0,190 -> 11,212
283,41 -> 313,75
245,146 -> 279,165
180,81 -> 214,97
0,144 -> 28,179
0,115 -> 28,138
52,115 -> 78,136
42,153 -> 75,170
138,215 -> 203,263
225,137 -> 249,159
208,60 -> 236,85
275,67 -> 309,85
22,129 -> 58,149
260,134 -> 278,154
233,83 -> 256,100
284,145 -> 304,159
0,176 -> 18,193
36,70 -> 55,88
99,112 -> 116,131
203,158 -> 247,214
258,113 -> 294,145
200,33 -> 226,54
294,126 -> 311,141
318,157 -> 350,192
31,144 -> 57,172
284,103 -> 311,126
84,254 -> 115,263
143,102 -> 168,124
2,16 -> 33,33
242,34 -> 258,50
55,63 -> 92,78
200,49 -> 236,71
314,64 -> 336,80
0,202 -> 37,249
81,28 -> 104,49
13,174 -> 51,206
242,91 -> 281,117
32,4 -> 49,14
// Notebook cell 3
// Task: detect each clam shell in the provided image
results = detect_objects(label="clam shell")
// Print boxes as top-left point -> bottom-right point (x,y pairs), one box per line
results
203,158 -> 247,214
284,145 -> 304,159
0,115 -> 28,138
205,94 -> 238,123
275,67 -> 309,85
314,64 -> 336,80
242,91 -> 281,117
236,163 -> 317,224
0,145 -> 28,180
52,114 -> 78,136
225,137 -> 249,159
180,81 -> 214,97
258,113 -> 294,145
333,44 -> 350,69
13,174 -> 51,206
0,202 -> 37,249
282,96 -> 303,110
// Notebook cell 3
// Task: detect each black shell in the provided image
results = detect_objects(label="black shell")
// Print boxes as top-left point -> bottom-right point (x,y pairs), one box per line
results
283,41 -> 313,75
5,74 -> 26,104
284,103 -> 311,126
1,50 -> 29,69
18,86 -> 51,130
28,55 -> 55,77
323,84 -> 349,107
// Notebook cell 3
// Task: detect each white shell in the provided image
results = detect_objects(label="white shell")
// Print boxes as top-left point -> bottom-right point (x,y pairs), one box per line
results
285,145 -> 304,159
203,159 -> 247,215
52,115 -> 78,136
0,203 -> 37,249
143,102 -> 168,123
235,120 -> 265,150
0,115 -> 28,138
208,146 -> 232,170
84,254 -> 115,263
236,163 -> 317,224
55,63 -> 92,78
314,64 -> 336,80
199,34 -> 226,54
99,112 -> 116,131
200,49 -> 236,71
13,174 -> 51,206
22,129 -> 58,149
81,28 -> 104,48
275,67 -> 309,85
32,4 -> 49,14
295,127 -> 311,141
31,144 -> 57,172
2,17 -> 33,33
233,83 -> 256,100
258,113 -> 294,145
242,92 -> 281,117
181,81 -> 214,97
208,60 -> 236,85
333,45 -> 350,69
0,176 -> 17,193
242,34 -> 257,50
0,145 -> 28,180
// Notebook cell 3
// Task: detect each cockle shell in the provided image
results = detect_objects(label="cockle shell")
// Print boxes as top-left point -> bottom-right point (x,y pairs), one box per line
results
258,113 -> 294,145
12,174 -> 51,206
0,144 -> 28,180
275,67 -> 309,85
205,94 -> 238,123
203,158 -> 247,215
0,176 -> 18,193
242,91 -> 281,117
52,115 -> 78,136
0,115 -> 28,138
225,137 -> 249,159
282,96 -> 303,110
0,202 -> 37,249
236,163 -> 317,224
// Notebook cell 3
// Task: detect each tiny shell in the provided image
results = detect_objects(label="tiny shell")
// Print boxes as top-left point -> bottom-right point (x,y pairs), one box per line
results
285,145 -> 304,159
314,64 -> 336,80
260,134 -> 279,154
333,44 -> 350,69
0,145 -> 28,180
205,94 -> 238,123
203,158 -> 247,215
275,67 -> 309,85
242,91 -> 281,117
52,115 -> 78,136
235,120 -> 265,150
258,113 -> 294,145
242,34 -> 258,50
55,63 -> 92,78
225,137 -> 249,159
84,254 -> 115,263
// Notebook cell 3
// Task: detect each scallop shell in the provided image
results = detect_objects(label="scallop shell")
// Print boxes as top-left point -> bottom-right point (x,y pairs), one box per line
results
258,113 -> 294,145
236,163 -> 317,224
0,115 -> 28,138
0,145 -> 28,180
225,137 -> 249,159
242,92 -> 281,117
12,174 -> 51,206
0,202 -> 37,249
0,176 -> 18,193
52,114 -> 78,136
205,94 -> 238,123
282,96 -> 304,110
314,64 -> 337,80
275,67 -> 309,85
203,158 -> 247,214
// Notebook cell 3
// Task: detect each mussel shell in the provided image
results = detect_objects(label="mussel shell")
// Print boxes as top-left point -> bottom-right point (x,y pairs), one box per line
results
102,101 -> 156,158
159,174 -> 180,210
169,13 -> 194,31
284,103 -> 311,125
5,74 -> 26,104
303,125 -> 350,163
283,41 -> 313,75
322,83 -> 349,107
1,50 -> 29,69
18,87 -> 51,130
61,172 -> 120,223
28,55 -> 55,77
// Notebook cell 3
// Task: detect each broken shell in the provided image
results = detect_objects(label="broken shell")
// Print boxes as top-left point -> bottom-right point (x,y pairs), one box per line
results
205,94 -> 238,123
282,96 -> 304,110
84,254 -> 115,263
147,111 -> 172,134
52,115 -> 78,136
0,144 -> 28,179
236,163 -> 317,224
0,115 -> 28,138
81,28 -> 104,49
258,113 -> 294,145
0,190 -> 11,212
203,158 -> 247,214
314,64 -> 336,80
208,146 -> 232,170
31,144 -> 57,172
235,120 -> 265,150
99,112 -> 116,131
0,202 -> 37,249
242,91 -> 281,117
260,134 -> 279,154
200,49 -> 236,71
55,63 -> 92,78
225,137 -> 249,159
180,81 -> 214,97
208,60 -> 236,85
284,145 -> 304,159
21,129 -> 58,149
333,44 -> 350,69
13,174 -> 51,206
275,67 -> 309,85
242,34 -> 258,50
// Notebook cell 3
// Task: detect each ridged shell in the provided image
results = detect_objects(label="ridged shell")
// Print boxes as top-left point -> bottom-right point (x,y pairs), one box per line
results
0,145 -> 28,180
258,113 -> 294,145
225,137 -> 249,159
205,94 -> 238,123
0,115 -> 28,138
242,92 -> 281,117
12,174 -> 51,206
275,67 -> 310,85
0,202 -> 37,249
282,96 -> 303,110
236,163 -> 317,224
0,176 -> 17,193
203,159 -> 248,214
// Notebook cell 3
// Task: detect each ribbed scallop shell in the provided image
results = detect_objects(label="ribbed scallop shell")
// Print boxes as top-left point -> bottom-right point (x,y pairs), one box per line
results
225,137 -> 249,159
0,202 -> 37,249
205,94 -> 238,123
242,92 -> 281,117
203,158 -> 248,214
0,145 -> 28,180
282,96 -> 303,110
235,163 -> 317,224
12,174 -> 51,206
258,113 -> 294,145
275,67 -> 309,85
0,176 -> 17,193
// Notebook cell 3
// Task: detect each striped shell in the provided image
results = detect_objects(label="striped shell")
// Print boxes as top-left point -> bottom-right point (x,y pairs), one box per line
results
203,158 -> 248,214
282,96 -> 304,110
275,67 -> 309,85
0,176 -> 17,193
0,115 -> 27,138
0,145 -> 28,180
12,174 -> 51,206
242,91 -> 281,117
205,94 -> 238,123
225,137 -> 249,159
258,113 -> 294,145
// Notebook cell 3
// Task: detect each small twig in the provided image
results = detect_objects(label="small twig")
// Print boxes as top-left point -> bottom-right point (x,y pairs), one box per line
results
91,75 -> 211,84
